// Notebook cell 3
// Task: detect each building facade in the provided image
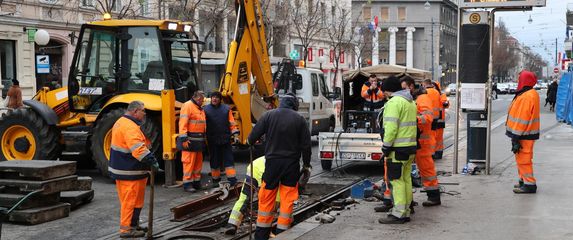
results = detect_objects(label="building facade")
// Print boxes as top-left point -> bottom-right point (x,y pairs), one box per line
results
351,0 -> 458,85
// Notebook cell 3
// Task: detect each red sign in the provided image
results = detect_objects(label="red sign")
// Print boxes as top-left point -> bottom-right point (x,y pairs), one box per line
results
318,49 -> 324,57
554,67 -> 559,73
374,16 -> 379,27
329,49 -> 334,63
340,50 -> 345,64
308,48 -> 313,62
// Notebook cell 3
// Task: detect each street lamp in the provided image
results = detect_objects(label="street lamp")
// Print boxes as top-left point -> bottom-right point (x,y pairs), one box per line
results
425,1 -> 435,80
34,30 -> 50,46
528,15 -> 533,24
318,55 -> 326,72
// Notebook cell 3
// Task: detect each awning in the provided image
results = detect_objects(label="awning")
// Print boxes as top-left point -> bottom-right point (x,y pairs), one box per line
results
343,64 -> 431,82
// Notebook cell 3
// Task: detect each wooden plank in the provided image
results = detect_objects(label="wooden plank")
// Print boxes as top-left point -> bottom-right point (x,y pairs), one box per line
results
0,161 -> 76,180
0,192 -> 60,210
8,202 -> 71,225
0,175 -> 78,195
60,190 -> 94,210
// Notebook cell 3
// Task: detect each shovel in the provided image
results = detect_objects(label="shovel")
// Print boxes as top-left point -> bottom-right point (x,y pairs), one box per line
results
147,169 -> 155,240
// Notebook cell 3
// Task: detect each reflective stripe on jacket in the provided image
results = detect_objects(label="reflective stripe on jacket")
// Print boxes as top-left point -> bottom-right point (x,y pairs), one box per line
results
179,99 -> 206,138
382,90 -> 418,150
506,89 -> 540,140
361,84 -> 385,103
109,115 -> 151,180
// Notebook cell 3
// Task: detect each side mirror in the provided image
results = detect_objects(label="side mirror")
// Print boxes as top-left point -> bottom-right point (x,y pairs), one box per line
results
293,74 -> 303,90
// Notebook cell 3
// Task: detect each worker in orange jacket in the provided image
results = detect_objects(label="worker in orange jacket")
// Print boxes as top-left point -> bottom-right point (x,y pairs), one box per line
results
178,91 -> 207,192
506,70 -> 540,194
109,101 -> 159,238
423,79 -> 444,159
361,74 -> 385,111
432,81 -> 449,160
402,77 -> 441,206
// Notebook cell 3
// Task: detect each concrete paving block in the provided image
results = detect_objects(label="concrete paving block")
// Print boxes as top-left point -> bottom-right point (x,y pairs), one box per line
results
0,192 -> 60,210
8,202 -> 71,225
71,176 -> 92,191
0,161 -> 76,180
60,190 -> 94,210
0,175 -> 78,195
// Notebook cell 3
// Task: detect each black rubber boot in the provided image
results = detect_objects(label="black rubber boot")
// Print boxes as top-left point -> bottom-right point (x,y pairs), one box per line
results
422,189 -> 441,207
374,202 -> 393,212
192,181 -> 202,190
378,215 -> 410,224
513,179 -> 524,188
212,178 -> 221,188
120,229 -> 145,238
513,184 -> 537,194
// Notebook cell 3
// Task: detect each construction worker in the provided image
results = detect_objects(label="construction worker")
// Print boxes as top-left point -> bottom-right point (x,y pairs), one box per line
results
248,93 -> 312,240
433,81 -> 448,160
361,74 -> 385,111
109,101 -> 159,238
378,76 -> 418,224
178,91 -> 207,192
402,77 -> 441,206
204,91 -> 239,187
506,70 -> 540,194
422,79 -> 444,159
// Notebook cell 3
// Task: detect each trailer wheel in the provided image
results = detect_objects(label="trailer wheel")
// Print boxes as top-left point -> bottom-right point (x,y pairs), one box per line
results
0,109 -> 61,161
321,160 -> 332,171
91,109 -> 162,177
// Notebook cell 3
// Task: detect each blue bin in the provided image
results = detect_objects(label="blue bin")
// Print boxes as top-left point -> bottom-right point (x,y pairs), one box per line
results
351,179 -> 373,199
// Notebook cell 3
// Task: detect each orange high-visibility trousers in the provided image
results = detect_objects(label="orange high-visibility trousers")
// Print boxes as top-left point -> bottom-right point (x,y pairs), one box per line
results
182,151 -> 203,184
434,128 -> 444,154
515,140 -> 536,185
256,181 -> 298,232
415,150 -> 439,191
116,178 -> 147,233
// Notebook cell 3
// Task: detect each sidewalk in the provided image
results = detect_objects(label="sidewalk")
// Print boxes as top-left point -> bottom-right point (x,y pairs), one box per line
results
279,105 -> 573,239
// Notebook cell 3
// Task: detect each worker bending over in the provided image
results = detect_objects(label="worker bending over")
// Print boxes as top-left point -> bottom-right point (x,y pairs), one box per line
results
109,101 -> 159,238
506,70 -> 540,194
361,74 -> 385,111
178,91 -> 207,192
378,76 -> 418,224
248,93 -> 312,239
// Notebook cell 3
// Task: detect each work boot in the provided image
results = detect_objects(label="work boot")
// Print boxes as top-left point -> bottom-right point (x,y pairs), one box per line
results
120,229 -> 146,238
374,203 -> 393,212
212,179 -> 221,188
513,179 -> 524,188
183,182 -> 196,193
513,184 -> 537,194
409,201 -> 416,214
223,224 -> 238,235
135,225 -> 148,233
378,215 -> 410,224
422,189 -> 441,207
192,181 -> 202,191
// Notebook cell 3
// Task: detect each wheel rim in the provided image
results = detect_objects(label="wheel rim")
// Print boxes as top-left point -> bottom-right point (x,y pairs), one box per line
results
1,125 -> 36,160
103,129 -> 112,162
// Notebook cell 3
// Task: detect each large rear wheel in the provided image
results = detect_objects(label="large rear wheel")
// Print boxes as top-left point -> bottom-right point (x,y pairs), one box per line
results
0,109 -> 61,161
91,109 -> 162,177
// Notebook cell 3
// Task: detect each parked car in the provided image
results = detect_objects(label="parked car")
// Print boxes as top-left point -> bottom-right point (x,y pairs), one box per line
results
496,83 -> 509,94
507,82 -> 517,94
445,83 -> 457,96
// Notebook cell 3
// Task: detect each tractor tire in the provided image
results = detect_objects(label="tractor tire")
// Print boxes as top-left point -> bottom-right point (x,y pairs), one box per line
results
91,109 -> 162,177
321,160 -> 332,171
0,109 -> 61,161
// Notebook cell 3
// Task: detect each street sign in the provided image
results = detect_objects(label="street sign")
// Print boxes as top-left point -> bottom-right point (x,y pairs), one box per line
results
460,0 -> 545,9
462,11 -> 489,25
36,55 -> 50,74
554,67 -> 560,74
289,50 -> 300,60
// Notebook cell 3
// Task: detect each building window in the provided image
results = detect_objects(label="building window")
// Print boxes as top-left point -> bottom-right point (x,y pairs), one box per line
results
82,0 -> 94,7
398,7 -> 406,21
111,0 -> 121,12
380,7 -> 389,22
0,40 -> 17,98
363,6 -> 371,21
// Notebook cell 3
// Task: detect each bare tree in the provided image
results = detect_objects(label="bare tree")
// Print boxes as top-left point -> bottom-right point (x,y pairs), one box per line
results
260,0 -> 289,53
325,0 -> 353,88
289,0 -> 323,63
493,21 -> 519,80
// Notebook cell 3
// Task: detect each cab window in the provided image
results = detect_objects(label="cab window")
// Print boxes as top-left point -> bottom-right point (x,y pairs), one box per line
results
311,73 -> 319,97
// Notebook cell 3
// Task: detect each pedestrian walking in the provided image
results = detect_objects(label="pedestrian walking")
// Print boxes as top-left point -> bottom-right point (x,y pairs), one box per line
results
204,91 -> 239,187
109,101 -> 159,238
6,79 -> 23,109
378,76 -> 418,224
248,93 -> 312,239
402,77 -> 441,207
506,70 -> 540,194
178,91 -> 207,192
361,74 -> 385,111
546,80 -> 558,112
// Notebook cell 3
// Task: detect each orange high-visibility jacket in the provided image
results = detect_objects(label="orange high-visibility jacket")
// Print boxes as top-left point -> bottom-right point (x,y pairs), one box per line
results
179,99 -> 207,138
416,93 -> 436,148
506,89 -> 540,140
361,84 -> 385,104
426,88 -> 441,121
109,115 -> 152,180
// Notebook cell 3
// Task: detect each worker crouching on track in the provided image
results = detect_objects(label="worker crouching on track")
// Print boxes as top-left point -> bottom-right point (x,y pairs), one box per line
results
204,91 -> 239,187
401,77 -> 441,207
178,91 -> 207,192
506,70 -> 540,194
248,93 -> 312,240
109,101 -> 159,238
378,76 -> 418,224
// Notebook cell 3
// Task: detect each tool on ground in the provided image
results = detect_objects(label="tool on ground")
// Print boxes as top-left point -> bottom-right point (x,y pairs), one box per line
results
211,181 -> 231,201
147,169 -> 155,240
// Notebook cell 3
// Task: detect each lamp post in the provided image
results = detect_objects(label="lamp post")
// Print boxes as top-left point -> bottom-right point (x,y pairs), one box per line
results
425,1 -> 435,80
318,55 -> 326,72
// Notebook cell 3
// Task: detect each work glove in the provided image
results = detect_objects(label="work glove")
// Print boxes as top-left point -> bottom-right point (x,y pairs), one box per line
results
298,166 -> 312,192
381,146 -> 391,158
511,139 -> 522,154
142,154 -> 160,171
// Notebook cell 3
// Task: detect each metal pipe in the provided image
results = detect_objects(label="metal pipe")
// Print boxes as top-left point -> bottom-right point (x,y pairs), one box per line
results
453,6 -> 461,174
485,10 -> 496,175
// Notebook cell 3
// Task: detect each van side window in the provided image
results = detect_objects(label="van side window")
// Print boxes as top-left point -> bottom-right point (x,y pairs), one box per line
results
319,74 -> 329,96
311,74 -> 319,96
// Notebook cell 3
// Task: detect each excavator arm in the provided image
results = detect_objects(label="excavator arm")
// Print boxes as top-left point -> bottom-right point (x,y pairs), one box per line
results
220,0 -> 278,144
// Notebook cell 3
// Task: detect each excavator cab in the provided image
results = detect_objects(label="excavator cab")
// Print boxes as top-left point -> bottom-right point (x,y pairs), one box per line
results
68,20 -> 199,112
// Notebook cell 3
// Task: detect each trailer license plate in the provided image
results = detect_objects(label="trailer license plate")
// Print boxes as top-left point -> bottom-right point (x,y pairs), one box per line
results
341,152 -> 366,159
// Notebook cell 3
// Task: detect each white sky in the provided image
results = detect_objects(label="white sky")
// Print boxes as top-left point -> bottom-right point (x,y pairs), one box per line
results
496,0 -> 570,66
